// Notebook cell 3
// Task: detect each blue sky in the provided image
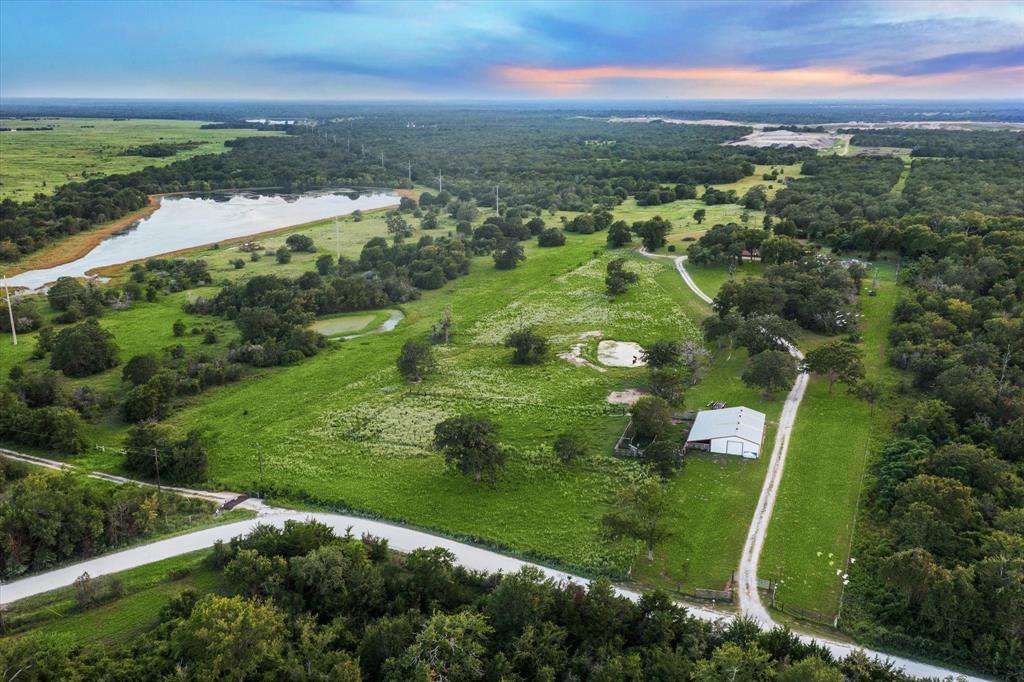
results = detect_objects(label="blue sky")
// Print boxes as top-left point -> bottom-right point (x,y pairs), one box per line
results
1,0 -> 1022,99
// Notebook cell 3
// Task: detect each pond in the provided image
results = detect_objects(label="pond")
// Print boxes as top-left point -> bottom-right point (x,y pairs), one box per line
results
7,190 -> 398,289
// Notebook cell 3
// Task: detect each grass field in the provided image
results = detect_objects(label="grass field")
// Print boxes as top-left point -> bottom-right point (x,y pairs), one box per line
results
2,184 -> 801,590
1,204 -> 786,588
0,118 -> 280,202
5,549 -> 224,648
760,264 -> 903,616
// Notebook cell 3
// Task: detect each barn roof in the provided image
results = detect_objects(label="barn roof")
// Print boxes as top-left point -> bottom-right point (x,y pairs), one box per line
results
686,406 -> 766,445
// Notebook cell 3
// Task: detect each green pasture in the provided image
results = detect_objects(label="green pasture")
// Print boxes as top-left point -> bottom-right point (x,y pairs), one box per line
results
0,118 -> 280,202
760,265 -> 903,616
4,549 -> 224,648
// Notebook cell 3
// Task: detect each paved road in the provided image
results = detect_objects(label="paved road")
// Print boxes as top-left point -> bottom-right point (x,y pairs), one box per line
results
0,304 -> 986,681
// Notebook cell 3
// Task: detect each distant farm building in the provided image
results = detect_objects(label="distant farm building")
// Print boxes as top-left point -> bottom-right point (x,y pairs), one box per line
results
685,406 -> 766,459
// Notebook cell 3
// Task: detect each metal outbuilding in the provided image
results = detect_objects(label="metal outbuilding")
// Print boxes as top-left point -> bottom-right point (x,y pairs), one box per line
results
685,406 -> 766,459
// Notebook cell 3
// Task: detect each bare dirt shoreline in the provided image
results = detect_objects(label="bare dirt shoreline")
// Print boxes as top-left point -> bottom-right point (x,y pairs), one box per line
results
5,186 -> 412,286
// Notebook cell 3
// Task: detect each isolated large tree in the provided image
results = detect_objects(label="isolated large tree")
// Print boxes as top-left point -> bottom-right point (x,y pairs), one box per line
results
635,216 -> 671,251
804,341 -> 864,393
433,415 -> 506,484
603,478 -> 671,561
504,327 -> 547,365
397,338 -> 436,383
605,257 -> 639,296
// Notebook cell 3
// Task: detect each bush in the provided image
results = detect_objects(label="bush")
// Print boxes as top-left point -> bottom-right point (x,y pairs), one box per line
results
50,319 -> 120,378
276,249 -> 292,264
285,234 -> 315,252
123,354 -> 160,386
537,228 -> 566,247
631,396 -> 673,442
493,241 -> 526,270
173,320 -> 186,337
553,432 -> 587,464
232,259 -> 245,269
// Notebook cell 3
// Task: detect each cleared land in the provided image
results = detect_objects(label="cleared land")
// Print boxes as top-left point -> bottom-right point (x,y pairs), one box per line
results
2,190 -> 789,589
760,262 -> 903,617
0,118 -> 280,202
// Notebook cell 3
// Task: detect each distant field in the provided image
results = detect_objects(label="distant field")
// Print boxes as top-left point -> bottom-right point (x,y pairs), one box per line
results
0,118 -> 280,201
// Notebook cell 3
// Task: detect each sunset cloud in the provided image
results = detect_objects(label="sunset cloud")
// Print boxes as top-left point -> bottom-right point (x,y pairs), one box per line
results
1,0 -> 1021,100
494,63 -> 1024,98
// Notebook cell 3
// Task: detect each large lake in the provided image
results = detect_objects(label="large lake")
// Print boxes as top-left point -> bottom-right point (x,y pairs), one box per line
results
8,190 -> 398,289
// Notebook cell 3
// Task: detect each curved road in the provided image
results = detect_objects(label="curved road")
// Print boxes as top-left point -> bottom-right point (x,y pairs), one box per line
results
0,261 -> 986,681
640,251 -> 984,681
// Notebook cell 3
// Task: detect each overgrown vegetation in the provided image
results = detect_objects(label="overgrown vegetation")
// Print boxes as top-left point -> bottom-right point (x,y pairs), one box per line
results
2,520 -> 927,680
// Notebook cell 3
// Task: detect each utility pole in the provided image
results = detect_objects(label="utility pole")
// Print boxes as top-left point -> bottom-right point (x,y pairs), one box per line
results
407,160 -> 412,183
495,184 -> 500,212
438,173 -> 443,193
380,151 -> 385,168
152,448 -> 162,515
2,276 -> 16,346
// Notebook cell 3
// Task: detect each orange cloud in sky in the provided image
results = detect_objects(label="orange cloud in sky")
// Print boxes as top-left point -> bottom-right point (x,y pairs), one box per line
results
494,64 -> 1016,96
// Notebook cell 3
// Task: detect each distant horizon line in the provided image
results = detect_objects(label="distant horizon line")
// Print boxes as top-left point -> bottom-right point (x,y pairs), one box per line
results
3,96 -> 1024,104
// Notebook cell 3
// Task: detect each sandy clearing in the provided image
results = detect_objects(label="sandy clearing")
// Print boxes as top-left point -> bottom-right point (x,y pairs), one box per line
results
607,389 -> 648,405
558,330 -> 606,372
726,129 -> 837,149
598,340 -> 646,367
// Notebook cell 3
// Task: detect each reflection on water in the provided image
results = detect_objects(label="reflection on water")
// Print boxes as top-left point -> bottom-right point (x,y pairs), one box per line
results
8,190 -> 398,289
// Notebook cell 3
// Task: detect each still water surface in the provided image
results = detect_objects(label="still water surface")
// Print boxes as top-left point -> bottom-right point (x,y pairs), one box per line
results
8,190 -> 397,289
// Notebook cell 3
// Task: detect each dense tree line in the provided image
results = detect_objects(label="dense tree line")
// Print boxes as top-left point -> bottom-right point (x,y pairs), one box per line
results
767,157 -> 906,243
0,111 -> 809,261
845,128 -> 1024,160
1,520 -> 932,681
0,463 -> 211,580
712,256 -> 861,335
845,227 -> 1024,679
188,234 -> 470,367
903,158 -> 1024,216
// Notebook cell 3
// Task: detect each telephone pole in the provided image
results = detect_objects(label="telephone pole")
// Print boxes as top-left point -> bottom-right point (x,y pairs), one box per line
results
152,448 -> 162,515
408,160 -> 412,183
495,184 -> 500,212
380,151 -> 385,168
438,173 -> 443,193
2,276 -> 15,346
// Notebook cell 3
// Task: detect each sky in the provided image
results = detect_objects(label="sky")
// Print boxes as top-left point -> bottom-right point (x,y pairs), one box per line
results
1,0 -> 1022,100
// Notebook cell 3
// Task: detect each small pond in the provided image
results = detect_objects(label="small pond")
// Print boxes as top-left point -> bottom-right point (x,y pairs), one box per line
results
8,189 -> 398,290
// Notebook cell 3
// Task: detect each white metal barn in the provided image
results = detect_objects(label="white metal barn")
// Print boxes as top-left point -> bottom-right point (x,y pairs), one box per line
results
685,406 -> 766,459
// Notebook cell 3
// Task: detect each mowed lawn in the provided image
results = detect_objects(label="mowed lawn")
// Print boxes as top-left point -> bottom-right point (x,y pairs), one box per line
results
0,118 -> 280,201
760,265 -> 902,615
